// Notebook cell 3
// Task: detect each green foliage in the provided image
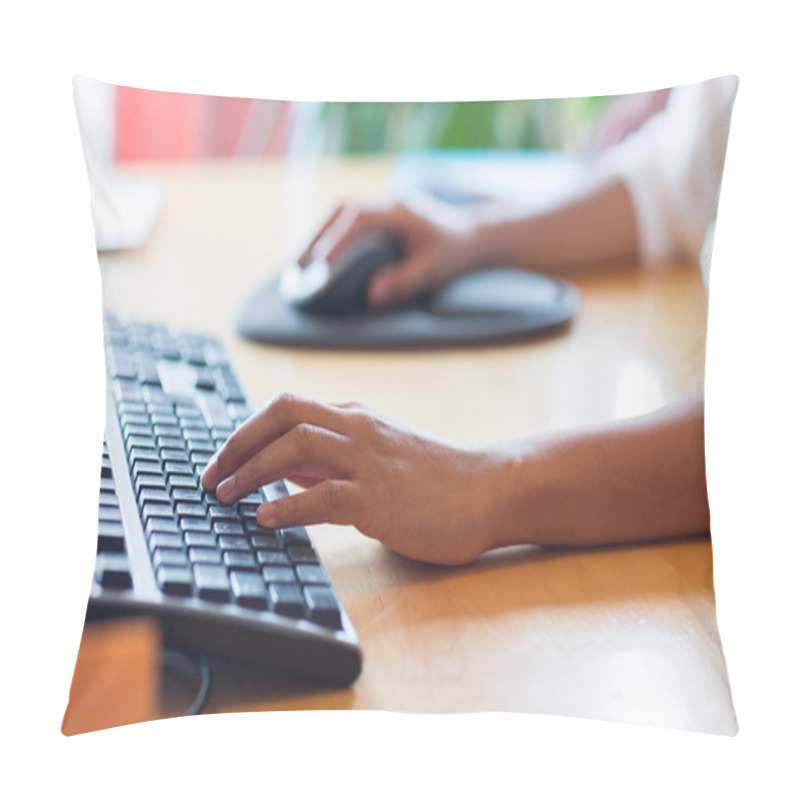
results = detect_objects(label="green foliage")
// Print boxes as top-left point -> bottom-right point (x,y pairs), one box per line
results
313,97 -> 611,154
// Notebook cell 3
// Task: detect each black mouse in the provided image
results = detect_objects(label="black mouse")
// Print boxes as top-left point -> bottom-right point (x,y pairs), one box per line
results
278,231 -> 404,315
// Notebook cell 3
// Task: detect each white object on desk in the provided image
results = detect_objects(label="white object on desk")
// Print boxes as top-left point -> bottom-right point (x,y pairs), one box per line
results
88,167 -> 162,252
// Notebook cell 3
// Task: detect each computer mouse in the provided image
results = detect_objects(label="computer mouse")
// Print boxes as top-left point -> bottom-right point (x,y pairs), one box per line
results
279,231 -> 404,315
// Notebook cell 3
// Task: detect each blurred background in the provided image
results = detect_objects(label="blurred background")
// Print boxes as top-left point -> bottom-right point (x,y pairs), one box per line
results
72,79 -> 623,253
75,79 -> 611,163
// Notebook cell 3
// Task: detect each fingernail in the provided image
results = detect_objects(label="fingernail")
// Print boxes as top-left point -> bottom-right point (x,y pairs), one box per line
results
216,474 -> 237,504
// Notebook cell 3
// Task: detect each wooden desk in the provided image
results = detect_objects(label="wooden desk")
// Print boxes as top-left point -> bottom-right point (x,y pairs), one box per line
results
97,156 -> 736,734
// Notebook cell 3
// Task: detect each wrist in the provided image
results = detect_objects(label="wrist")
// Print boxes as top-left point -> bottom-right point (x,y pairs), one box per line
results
459,215 -> 505,271
462,207 -> 549,272
467,441 -> 540,555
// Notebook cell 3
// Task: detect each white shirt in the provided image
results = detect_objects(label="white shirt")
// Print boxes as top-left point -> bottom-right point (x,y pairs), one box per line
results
597,75 -> 739,276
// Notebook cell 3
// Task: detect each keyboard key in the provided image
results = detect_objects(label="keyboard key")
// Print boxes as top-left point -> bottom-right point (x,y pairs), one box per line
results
184,347 -> 207,367
127,434 -> 157,450
164,462 -> 194,477
98,506 -> 122,523
118,400 -> 147,415
282,527 -> 311,546
180,419 -> 210,436
123,424 -> 154,440
171,488 -> 203,504
251,531 -> 282,551
95,554 -> 133,589
223,551 -> 258,571
168,474 -> 199,492
262,566 -> 297,585
145,518 -> 181,537
245,519 -> 276,535
152,424 -> 183,439
120,412 -> 150,429
194,368 -> 216,390
151,413 -> 179,427
186,439 -> 215,454
268,583 -> 306,619
153,548 -> 190,568
189,547 -> 223,565
135,355 -> 161,386
114,379 -> 143,403
157,436 -> 186,451
132,460 -> 163,478
161,448 -> 189,463
240,491 -> 265,503
179,518 -> 213,534
176,503 -> 208,520
287,545 -> 319,564
147,401 -> 173,417
218,535 -> 250,552
193,564 -> 230,602
148,533 -> 185,551
138,488 -> 172,506
197,393 -> 232,431
135,474 -> 167,494
231,571 -> 268,610
141,502 -> 175,521
157,566 -> 194,596
130,446 -> 160,464
190,452 -> 212,468
295,564 -> 329,585
255,550 -> 290,566
97,521 -> 126,554
217,370 -> 246,403
99,490 -> 119,508
184,532 -> 217,548
176,404 -> 204,421
208,505 -> 239,522
213,521 -> 245,537
304,586 -> 342,628
227,401 -> 250,421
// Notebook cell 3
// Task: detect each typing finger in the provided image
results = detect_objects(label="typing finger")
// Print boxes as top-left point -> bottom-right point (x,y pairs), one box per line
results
202,393 -> 349,491
256,479 -> 358,529
215,424 -> 353,505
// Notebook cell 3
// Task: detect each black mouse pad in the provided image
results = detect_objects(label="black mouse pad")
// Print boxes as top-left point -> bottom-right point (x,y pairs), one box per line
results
235,267 -> 579,350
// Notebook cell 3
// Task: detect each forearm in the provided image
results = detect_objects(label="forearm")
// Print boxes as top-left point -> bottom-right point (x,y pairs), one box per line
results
464,175 -> 640,274
485,391 -> 709,549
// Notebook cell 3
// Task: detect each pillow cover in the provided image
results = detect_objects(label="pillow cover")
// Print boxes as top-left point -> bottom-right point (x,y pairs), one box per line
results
64,76 -> 738,736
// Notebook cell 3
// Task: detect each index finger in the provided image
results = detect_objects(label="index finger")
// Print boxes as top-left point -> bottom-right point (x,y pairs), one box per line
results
201,392 -> 350,491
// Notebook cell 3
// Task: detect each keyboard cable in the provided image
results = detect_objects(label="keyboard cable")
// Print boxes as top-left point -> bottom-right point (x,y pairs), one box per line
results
161,648 -> 212,716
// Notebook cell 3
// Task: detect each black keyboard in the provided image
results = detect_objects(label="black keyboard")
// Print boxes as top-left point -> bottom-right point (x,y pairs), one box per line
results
88,315 -> 362,685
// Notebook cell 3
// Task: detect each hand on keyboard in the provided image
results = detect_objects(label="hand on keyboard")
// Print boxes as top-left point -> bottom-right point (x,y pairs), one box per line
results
202,392 -> 499,566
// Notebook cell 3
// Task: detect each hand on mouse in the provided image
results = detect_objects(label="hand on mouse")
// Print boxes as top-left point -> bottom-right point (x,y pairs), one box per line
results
201,392 -> 502,566
298,199 -> 480,310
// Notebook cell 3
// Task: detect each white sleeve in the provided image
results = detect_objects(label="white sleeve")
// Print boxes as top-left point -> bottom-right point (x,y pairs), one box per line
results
595,75 -> 738,265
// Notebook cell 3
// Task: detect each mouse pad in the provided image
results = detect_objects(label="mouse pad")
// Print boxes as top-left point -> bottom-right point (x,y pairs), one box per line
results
235,267 -> 579,349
